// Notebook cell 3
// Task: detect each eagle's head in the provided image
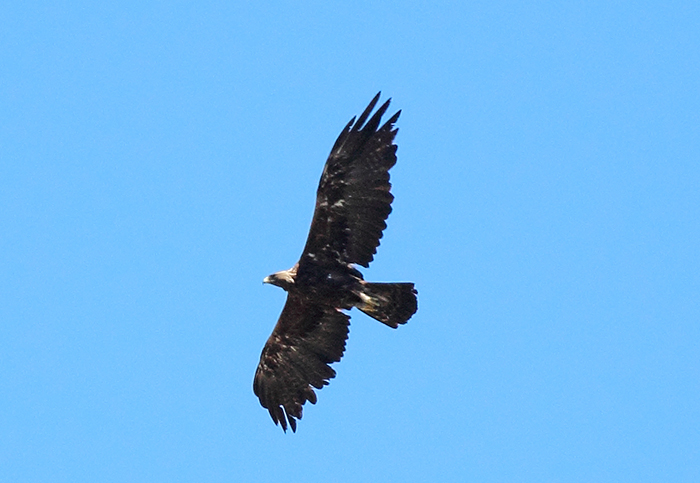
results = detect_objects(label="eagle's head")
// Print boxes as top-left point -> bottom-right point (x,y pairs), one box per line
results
263,265 -> 297,291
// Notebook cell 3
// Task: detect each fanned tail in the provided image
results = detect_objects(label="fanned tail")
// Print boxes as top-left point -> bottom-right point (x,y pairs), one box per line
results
356,282 -> 418,328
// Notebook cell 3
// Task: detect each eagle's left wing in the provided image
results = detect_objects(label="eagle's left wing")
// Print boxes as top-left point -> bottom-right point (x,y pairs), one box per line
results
298,93 -> 401,271
253,293 -> 350,432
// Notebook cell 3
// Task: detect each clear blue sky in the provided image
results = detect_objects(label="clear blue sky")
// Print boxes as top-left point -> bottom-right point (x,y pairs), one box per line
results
1,1 -> 698,481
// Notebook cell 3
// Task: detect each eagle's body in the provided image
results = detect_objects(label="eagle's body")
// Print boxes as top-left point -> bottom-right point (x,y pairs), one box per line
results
254,93 -> 418,432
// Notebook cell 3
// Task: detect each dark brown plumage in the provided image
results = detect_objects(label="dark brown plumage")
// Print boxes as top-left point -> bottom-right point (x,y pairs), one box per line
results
254,93 -> 418,432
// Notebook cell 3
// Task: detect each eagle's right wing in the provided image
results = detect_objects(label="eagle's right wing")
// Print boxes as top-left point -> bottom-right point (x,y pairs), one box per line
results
253,294 -> 350,432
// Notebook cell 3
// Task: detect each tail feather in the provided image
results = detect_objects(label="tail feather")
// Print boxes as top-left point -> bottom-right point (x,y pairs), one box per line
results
356,282 -> 418,328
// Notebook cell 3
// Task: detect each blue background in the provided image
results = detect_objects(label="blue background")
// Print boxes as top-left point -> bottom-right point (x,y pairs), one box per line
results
1,1 -> 698,481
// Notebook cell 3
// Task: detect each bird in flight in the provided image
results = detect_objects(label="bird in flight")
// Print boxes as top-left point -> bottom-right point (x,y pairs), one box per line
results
254,93 -> 418,432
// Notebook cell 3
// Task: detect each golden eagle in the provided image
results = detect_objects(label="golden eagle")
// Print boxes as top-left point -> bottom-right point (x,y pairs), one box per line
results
253,93 -> 418,432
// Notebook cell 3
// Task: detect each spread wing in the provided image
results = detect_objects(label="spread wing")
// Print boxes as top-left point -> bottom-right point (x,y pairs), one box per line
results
299,93 -> 401,270
253,293 -> 350,432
